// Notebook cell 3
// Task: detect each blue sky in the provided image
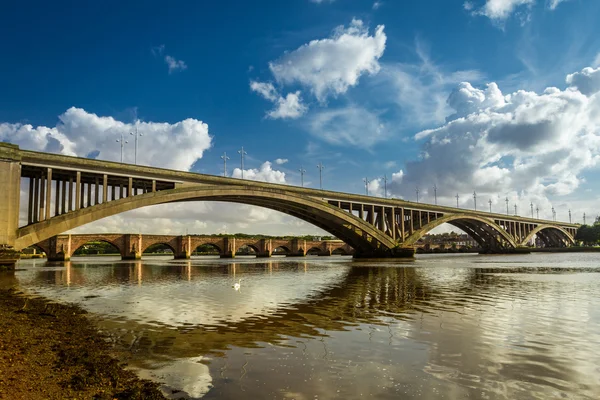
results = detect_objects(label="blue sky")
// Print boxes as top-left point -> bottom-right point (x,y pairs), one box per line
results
2,0 -> 600,235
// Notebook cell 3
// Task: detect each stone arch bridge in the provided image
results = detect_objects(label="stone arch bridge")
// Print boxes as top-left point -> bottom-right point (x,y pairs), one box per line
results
0,143 -> 579,264
35,234 -> 353,261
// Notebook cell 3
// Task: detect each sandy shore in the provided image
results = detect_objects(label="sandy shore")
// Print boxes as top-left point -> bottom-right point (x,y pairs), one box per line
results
0,284 -> 167,399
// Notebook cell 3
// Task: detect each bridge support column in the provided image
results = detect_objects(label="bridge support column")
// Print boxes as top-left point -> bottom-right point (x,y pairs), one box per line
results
47,235 -> 72,262
0,144 -> 22,269
174,235 -> 191,259
122,234 -> 142,260
221,237 -> 236,258
256,239 -> 272,258
288,238 -> 307,257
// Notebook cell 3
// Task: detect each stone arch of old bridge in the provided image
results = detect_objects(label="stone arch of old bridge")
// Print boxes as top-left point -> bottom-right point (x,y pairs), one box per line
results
36,233 -> 354,261
0,143 -> 579,262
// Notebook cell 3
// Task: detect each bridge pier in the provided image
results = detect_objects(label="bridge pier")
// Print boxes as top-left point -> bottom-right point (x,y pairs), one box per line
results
0,144 -> 22,269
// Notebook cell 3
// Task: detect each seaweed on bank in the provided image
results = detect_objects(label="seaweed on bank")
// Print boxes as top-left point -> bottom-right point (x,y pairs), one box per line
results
0,287 -> 166,399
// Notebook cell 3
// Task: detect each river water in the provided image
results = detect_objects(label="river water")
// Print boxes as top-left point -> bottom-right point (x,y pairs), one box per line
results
6,253 -> 600,399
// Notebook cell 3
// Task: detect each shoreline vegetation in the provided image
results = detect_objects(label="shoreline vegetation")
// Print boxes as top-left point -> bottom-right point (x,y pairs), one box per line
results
0,284 -> 166,400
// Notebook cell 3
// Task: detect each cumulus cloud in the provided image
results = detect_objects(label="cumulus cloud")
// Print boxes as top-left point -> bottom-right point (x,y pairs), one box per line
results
388,65 -> 600,220
0,107 -> 212,171
268,19 -> 386,102
250,81 -> 307,119
274,158 -> 289,165
231,161 -> 287,183
565,67 -> 600,96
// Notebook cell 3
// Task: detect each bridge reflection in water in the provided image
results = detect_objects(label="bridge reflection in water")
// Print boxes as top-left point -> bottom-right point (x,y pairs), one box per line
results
14,256 -> 600,400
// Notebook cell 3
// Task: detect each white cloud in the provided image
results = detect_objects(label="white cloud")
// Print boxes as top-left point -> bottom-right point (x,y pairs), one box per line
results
307,106 -> 388,147
593,53 -> 600,68
274,158 -> 289,165
470,0 -> 568,21
250,81 -> 307,119
309,0 -> 334,3
372,1 -> 382,10
231,161 -> 287,183
388,65 -> 600,220
165,55 -> 187,74
267,91 -> 308,119
565,67 -> 600,96
268,19 -> 386,102
0,107 -> 212,171
250,81 -> 278,102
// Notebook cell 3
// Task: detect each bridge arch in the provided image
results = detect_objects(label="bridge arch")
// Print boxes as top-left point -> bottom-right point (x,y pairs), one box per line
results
16,186 -> 395,255
273,246 -> 291,254
71,239 -> 123,258
520,225 -> 575,247
142,242 -> 176,255
236,244 -> 259,255
192,242 -> 222,255
403,214 -> 518,250
307,247 -> 322,255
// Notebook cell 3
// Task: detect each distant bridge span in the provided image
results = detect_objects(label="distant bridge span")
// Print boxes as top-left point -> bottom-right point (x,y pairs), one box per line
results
35,233 -> 353,261
0,143 -> 578,260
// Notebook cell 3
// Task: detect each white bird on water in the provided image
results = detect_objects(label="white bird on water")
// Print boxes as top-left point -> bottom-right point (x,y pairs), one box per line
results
232,279 -> 241,291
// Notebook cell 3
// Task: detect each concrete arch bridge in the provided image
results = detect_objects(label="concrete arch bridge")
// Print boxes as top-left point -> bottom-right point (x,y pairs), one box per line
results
0,143 -> 578,264
34,233 -> 354,261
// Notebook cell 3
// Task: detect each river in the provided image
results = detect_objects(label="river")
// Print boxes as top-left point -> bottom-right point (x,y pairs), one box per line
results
6,253 -> 600,399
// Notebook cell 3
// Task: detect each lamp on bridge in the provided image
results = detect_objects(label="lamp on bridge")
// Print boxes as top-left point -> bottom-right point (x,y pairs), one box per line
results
238,147 -> 247,179
299,165 -> 306,187
130,125 -> 143,165
317,162 -> 324,190
363,178 -> 370,196
116,134 -> 128,163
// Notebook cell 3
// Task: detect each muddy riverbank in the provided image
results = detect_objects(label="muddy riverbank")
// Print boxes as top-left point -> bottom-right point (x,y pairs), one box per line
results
0,284 -> 166,400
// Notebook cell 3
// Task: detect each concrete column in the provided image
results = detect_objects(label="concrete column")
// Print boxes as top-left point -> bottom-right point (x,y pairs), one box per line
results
33,176 -> 39,223
54,178 -> 60,216
410,210 -> 414,235
27,178 -> 34,225
68,177 -> 73,212
94,177 -> 99,205
75,172 -> 81,210
128,177 -> 133,197
86,181 -> 92,207
39,173 -> 46,222
369,205 -> 375,225
400,208 -> 405,241
0,143 -> 22,250
45,168 -> 53,220
152,180 -> 156,192
61,179 -> 67,214
378,207 -> 385,232
390,207 -> 396,240
119,184 -> 124,199
359,204 -> 364,219
102,174 -> 108,203
111,185 -> 116,201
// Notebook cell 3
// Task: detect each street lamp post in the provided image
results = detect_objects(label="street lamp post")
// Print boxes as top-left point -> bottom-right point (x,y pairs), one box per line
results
505,197 -> 509,215
220,152 -> 230,177
584,212 -> 587,225
299,165 -> 306,187
473,191 -> 477,211
569,209 -> 572,224
238,147 -> 247,179
363,177 -> 370,196
116,134 -> 128,163
129,125 -> 143,165
317,162 -> 324,189
551,207 -> 556,221
488,199 -> 492,213
416,186 -> 420,203
514,204 -> 517,216
530,202 -> 534,218
456,193 -> 459,208
433,184 -> 437,205
536,206 -> 539,219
